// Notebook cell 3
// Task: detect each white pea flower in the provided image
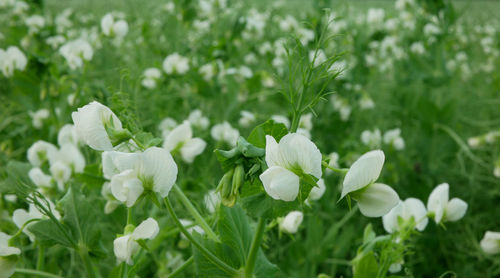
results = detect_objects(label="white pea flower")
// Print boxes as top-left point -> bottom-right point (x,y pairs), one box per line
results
308,178 -> 326,201
51,144 -> 86,173
25,15 -> 45,34
299,113 -> 313,131
101,182 -> 121,214
57,124 -> 79,146
28,168 -> 52,188
271,115 -> 290,129
382,198 -> 428,233
179,219 -> 204,236
359,95 -> 375,110
27,140 -> 58,167
280,211 -> 303,234
29,109 -> 49,129
361,129 -> 381,148
141,68 -> 162,89
59,39 -> 93,70
46,35 -> 66,49
199,63 -> 215,81
107,147 -> 178,207
259,133 -> 322,202
101,13 -> 128,38
309,50 -> 327,67
480,231 -> 500,255
383,128 -> 405,150
0,46 -> 27,77
341,150 -> 399,217
296,128 -> 311,139
162,121 -> 206,163
159,117 -> 177,138
326,152 -> 339,175
13,200 -> 61,242
211,122 -> 240,147
114,218 -> 159,265
0,232 -> 21,278
427,183 -> 467,224
49,161 -> 72,190
239,111 -> 256,128
467,137 -> 481,148
72,101 -> 123,151
187,109 -> 209,130
163,53 -> 189,75
204,189 -> 220,214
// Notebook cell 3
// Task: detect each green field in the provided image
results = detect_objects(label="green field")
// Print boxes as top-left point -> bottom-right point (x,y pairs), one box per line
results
1,0 -> 500,277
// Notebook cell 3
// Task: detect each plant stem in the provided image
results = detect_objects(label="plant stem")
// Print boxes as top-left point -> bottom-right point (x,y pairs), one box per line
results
14,269 -> 62,278
80,249 -> 97,278
127,207 -> 133,225
167,256 -> 194,278
37,243 -> 45,271
172,184 -> 219,242
321,161 -> 349,174
163,197 -> 238,276
245,217 -> 266,278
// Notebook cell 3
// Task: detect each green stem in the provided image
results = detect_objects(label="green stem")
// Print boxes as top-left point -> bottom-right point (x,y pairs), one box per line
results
163,197 -> 238,276
167,256 -> 194,278
172,185 -> 219,242
37,243 -> 45,271
14,269 -> 62,278
322,161 -> 349,174
245,217 -> 266,278
8,218 -> 41,244
80,250 -> 97,278
127,207 -> 133,225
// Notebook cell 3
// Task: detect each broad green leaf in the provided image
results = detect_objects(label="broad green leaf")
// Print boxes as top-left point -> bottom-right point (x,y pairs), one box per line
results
28,219 -> 74,247
247,120 -> 288,148
0,161 -> 36,196
353,251 -> 379,278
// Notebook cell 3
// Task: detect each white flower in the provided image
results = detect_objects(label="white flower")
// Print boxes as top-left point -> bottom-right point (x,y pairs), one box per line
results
13,200 -> 61,241
159,117 -> 177,137
309,50 -> 327,67
28,168 -> 52,188
259,133 -> 322,201
427,183 -> 467,224
0,232 -> 20,278
141,68 -> 162,89
239,111 -> 256,128
410,42 -> 425,55
367,8 -> 385,25
27,141 -> 58,167
49,161 -> 72,190
382,198 -> 428,233
280,211 -> 303,234
359,95 -> 375,110
187,110 -> 209,130
271,115 -> 290,129
204,189 -> 220,214
467,137 -> 481,148
107,147 -> 178,206
199,63 -> 215,81
211,122 -> 239,146
179,219 -> 204,237
0,232 -> 21,257
46,35 -> 66,49
163,53 -> 189,74
0,46 -> 27,77
59,39 -> 93,70
326,152 -> 339,173
101,182 -> 120,214
308,178 -> 326,201
114,218 -> 159,265
480,231 -> 500,255
25,15 -> 45,34
101,13 -> 128,38
72,101 -> 123,151
57,124 -> 79,146
383,128 -> 405,150
341,150 -> 399,217
162,121 -> 206,163
29,109 -> 49,129
51,143 -> 86,173
361,129 -> 381,148
299,113 -> 313,131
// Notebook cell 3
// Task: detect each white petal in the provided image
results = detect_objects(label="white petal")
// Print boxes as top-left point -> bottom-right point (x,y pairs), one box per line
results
279,133 -> 322,178
264,135 -> 280,167
259,166 -> 300,202
28,168 -> 52,187
102,151 -> 140,179
132,218 -> 159,240
163,121 -> 192,152
180,138 -> 206,163
354,183 -> 399,218
0,257 -> 17,277
480,231 -> 500,255
140,147 -> 178,197
0,232 -> 21,256
113,20 -> 128,37
403,198 -> 428,231
444,198 -> 467,222
110,170 -> 144,207
101,14 -> 114,36
280,211 -> 303,234
113,235 -> 138,265
427,183 -> 449,223
308,178 -> 326,201
341,150 -> 385,198
382,201 -> 403,233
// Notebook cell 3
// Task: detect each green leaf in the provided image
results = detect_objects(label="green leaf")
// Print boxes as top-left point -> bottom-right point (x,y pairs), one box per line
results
247,120 -> 288,148
218,205 -> 252,264
135,132 -> 163,148
28,219 -> 74,247
0,161 -> 36,196
353,251 -> 379,278
236,137 -> 265,158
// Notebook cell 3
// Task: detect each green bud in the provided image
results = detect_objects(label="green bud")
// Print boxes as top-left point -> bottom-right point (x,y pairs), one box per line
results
231,164 -> 245,196
124,224 -> 136,235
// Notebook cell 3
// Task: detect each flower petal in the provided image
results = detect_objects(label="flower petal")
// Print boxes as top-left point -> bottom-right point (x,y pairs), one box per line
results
342,150 -> 385,198
180,138 -> 206,163
427,183 -> 449,223
445,198 -> 467,222
480,231 -> 500,255
259,166 -> 300,201
132,217 -> 160,240
163,121 -> 193,152
382,201 -> 403,233
141,147 -> 178,197
354,183 -> 399,218
403,198 -> 428,231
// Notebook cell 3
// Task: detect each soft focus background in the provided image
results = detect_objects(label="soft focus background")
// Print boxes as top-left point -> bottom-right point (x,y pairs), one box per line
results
1,0 -> 500,277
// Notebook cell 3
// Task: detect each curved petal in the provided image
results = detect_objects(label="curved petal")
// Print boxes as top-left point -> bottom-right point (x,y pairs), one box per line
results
163,121 -> 192,152
480,231 -> 500,255
280,211 -> 303,234
342,150 -> 385,198
445,198 -> 467,222
110,169 -> 143,207
259,166 -> 300,201
264,135 -> 280,168
382,201 -> 403,233
141,147 -> 178,197
132,217 -> 159,240
308,178 -> 326,201
427,183 -> 449,223
279,133 -> 322,178
113,235 -> 138,265
354,183 -> 399,218
102,151 -> 140,179
0,232 -> 21,256
180,138 -> 206,163
403,198 -> 428,231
